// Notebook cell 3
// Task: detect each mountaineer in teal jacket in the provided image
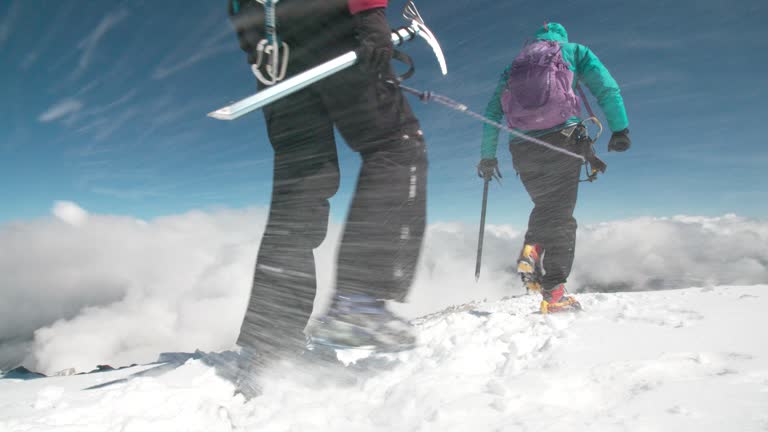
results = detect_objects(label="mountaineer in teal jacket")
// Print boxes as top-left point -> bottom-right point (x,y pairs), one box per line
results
477,22 -> 631,313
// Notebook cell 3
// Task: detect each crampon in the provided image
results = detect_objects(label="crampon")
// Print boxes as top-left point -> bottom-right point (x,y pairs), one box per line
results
540,284 -> 582,314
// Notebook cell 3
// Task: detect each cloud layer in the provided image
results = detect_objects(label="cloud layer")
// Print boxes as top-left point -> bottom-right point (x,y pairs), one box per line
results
1,204 -> 766,374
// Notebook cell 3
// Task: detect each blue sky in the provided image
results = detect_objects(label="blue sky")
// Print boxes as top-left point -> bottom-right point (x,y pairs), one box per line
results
1,0 -> 766,228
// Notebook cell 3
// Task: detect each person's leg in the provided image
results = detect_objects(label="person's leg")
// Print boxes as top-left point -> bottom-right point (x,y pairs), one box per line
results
306,66 -> 426,349
322,66 -> 427,303
237,86 -> 340,361
511,127 -> 583,290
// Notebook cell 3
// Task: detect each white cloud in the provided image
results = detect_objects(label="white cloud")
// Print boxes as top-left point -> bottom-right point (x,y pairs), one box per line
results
38,99 -> 84,123
568,214 -> 768,291
52,201 -> 89,226
0,207 -> 766,374
0,206 -> 267,374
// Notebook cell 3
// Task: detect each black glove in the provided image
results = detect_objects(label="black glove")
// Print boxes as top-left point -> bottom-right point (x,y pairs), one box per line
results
608,128 -> 631,152
477,158 -> 501,181
354,8 -> 394,75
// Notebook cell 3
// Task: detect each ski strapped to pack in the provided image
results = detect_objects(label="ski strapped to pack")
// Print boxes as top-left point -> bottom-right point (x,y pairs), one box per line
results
208,1 -> 447,120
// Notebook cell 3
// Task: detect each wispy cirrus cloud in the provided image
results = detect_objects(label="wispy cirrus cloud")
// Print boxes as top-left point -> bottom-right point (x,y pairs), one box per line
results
38,99 -> 85,123
151,21 -> 235,80
617,70 -> 688,92
74,107 -> 139,143
20,52 -> 39,70
80,90 -> 137,118
91,186 -> 165,200
38,88 -> 136,140
71,9 -> 129,80
0,0 -> 21,50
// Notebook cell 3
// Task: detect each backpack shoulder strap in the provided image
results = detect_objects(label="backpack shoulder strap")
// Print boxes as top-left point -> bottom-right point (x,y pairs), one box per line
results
576,83 -> 596,119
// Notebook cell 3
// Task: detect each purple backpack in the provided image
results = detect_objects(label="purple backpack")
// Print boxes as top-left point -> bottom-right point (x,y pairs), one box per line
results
501,40 -> 581,130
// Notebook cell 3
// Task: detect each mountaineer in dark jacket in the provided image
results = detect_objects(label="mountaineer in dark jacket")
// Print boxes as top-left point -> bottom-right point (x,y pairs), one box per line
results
228,0 -> 427,395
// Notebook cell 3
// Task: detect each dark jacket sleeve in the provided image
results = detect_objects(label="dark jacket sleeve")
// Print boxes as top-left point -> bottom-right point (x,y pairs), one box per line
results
349,0 -> 388,14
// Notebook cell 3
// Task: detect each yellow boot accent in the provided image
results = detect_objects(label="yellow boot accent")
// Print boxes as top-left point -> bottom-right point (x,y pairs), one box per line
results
525,281 -> 542,293
540,300 -> 549,314
517,261 -> 534,274
540,297 -> 579,314
517,244 -> 539,274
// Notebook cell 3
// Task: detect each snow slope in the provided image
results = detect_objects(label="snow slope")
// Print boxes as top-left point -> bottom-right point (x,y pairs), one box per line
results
2,285 -> 767,432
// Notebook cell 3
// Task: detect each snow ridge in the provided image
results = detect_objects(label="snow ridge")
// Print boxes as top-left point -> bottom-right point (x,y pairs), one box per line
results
2,286 -> 767,432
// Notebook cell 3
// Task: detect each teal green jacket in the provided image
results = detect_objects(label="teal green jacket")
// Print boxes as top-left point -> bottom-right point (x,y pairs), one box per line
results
481,23 -> 629,159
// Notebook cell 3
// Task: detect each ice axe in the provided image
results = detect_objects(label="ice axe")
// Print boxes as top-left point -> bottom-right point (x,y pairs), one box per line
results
208,1 -> 447,121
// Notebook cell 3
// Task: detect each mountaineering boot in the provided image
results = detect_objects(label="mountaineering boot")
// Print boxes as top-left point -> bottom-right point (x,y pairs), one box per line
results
540,284 -> 581,314
517,243 -> 544,292
308,294 -> 416,352
231,346 -> 266,400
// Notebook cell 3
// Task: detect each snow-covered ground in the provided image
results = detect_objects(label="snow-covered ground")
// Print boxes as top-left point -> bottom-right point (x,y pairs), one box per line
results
2,284 -> 767,432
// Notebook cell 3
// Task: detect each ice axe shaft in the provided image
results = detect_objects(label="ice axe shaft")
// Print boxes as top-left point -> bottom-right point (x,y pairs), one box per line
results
208,50 -> 360,120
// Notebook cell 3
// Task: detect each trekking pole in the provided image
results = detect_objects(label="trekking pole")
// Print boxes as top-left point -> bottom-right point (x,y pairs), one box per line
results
475,178 -> 491,281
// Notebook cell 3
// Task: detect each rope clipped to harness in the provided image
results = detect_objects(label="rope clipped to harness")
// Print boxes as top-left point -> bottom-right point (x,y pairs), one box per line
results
389,81 -> 610,181
574,84 -> 608,182
390,49 -> 416,82
394,82 -> 587,161
576,116 -> 607,182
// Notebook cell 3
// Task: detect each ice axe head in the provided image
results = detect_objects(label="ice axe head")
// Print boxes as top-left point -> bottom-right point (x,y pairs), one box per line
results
402,1 -> 448,75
